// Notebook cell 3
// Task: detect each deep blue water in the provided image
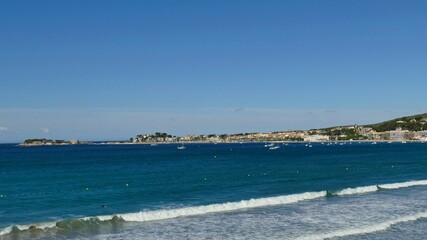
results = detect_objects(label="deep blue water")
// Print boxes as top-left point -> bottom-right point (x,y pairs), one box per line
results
0,142 -> 426,239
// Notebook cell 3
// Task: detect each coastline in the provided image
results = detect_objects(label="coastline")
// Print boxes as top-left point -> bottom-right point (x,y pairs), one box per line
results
18,139 -> 426,147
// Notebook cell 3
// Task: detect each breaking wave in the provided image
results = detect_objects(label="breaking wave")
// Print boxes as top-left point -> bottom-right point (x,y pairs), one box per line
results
102,190 -> 327,222
0,191 -> 326,236
380,180 -> 427,189
1,179 -> 426,237
334,185 -> 378,196
296,211 -> 427,240
332,179 -> 427,196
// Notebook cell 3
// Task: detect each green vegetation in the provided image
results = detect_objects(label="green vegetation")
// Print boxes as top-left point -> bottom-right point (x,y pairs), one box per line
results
366,113 -> 427,132
23,139 -> 71,144
325,128 -> 366,140
283,137 -> 304,141
24,138 -> 47,144
154,132 -> 172,138
135,132 -> 176,142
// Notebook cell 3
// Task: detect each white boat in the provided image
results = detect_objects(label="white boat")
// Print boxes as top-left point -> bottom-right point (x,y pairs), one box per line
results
371,142 -> 377,145
269,145 -> 280,150
177,143 -> 186,150
265,143 -> 275,147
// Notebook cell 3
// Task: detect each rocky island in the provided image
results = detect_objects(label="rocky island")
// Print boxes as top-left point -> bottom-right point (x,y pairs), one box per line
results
19,138 -> 80,146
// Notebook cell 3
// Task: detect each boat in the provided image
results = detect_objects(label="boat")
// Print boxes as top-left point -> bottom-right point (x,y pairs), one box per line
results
177,143 -> 186,150
265,143 -> 275,147
269,145 -> 280,150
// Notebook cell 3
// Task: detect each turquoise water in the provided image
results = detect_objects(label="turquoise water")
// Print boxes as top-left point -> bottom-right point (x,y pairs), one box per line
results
0,142 -> 426,239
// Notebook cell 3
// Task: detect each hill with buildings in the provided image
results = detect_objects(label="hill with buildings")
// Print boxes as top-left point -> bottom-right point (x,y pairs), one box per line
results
365,113 -> 427,132
130,113 -> 427,143
21,113 -> 427,146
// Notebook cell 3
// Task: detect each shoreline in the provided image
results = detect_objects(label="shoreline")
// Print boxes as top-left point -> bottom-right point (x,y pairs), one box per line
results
17,139 -> 426,147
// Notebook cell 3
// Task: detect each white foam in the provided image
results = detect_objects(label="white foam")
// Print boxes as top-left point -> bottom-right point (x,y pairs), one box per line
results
0,226 -> 12,236
105,191 -> 327,222
0,191 -> 327,236
296,211 -> 427,240
334,185 -> 378,196
1,179 -> 426,237
380,180 -> 427,189
0,221 -> 56,236
334,180 -> 427,196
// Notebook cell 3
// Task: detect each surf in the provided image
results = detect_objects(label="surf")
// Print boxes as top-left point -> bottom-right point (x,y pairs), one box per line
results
296,211 -> 427,240
330,179 -> 427,196
0,191 -> 327,236
1,179 -> 426,237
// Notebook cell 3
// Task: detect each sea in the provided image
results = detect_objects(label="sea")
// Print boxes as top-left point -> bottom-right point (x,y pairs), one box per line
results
0,142 -> 426,240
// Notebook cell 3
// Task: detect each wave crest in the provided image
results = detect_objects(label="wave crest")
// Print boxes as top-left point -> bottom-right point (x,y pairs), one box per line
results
113,191 -> 327,222
334,185 -> 378,196
1,179 -> 426,237
380,180 -> 427,189
0,191 -> 326,236
332,179 -> 427,196
296,212 -> 427,240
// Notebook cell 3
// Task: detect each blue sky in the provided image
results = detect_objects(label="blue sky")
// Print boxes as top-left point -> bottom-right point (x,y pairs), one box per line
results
1,0 -> 426,142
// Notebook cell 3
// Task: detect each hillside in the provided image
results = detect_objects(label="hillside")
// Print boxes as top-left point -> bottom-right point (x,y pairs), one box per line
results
365,113 -> 427,132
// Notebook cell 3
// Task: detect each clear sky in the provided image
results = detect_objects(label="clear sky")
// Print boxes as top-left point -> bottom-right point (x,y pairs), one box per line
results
1,0 -> 426,142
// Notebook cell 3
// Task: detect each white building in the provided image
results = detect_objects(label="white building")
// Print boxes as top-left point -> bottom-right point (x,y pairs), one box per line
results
304,135 -> 330,142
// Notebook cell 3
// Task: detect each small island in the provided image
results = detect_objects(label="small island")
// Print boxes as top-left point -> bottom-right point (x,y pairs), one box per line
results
19,138 -> 80,147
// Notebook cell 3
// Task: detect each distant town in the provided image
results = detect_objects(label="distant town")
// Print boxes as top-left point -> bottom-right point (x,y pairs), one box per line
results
20,113 -> 427,146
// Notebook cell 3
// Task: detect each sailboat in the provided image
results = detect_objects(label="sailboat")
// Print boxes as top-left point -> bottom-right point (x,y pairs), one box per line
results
177,143 -> 186,150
